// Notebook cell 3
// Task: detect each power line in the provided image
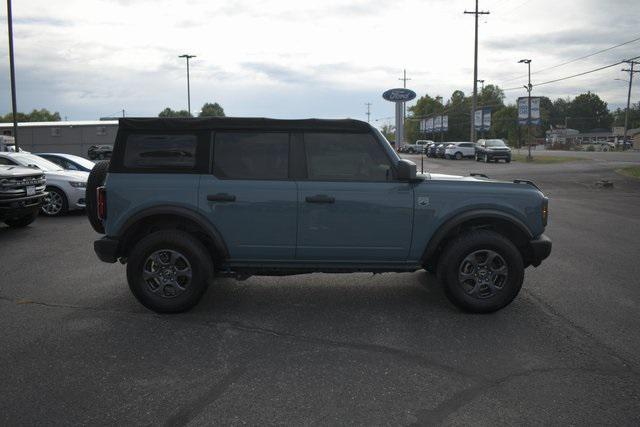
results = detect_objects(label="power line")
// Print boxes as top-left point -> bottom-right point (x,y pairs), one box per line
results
502,55 -> 640,91
501,35 -> 640,84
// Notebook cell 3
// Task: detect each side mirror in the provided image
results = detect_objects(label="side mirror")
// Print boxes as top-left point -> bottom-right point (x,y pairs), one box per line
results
396,159 -> 417,181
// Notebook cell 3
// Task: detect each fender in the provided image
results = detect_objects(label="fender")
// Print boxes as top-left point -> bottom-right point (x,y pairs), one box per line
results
117,205 -> 229,260
421,209 -> 533,262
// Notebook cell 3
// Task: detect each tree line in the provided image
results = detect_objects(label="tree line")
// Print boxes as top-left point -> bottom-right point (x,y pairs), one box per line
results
158,102 -> 225,118
389,85 -> 640,146
0,108 -> 61,122
0,102 -> 226,123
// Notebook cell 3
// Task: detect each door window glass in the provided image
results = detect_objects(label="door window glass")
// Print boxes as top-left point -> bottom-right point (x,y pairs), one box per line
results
213,132 -> 289,180
304,133 -> 392,181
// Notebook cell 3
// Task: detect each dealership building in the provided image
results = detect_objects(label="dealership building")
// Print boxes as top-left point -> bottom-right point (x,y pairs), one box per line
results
0,120 -> 118,156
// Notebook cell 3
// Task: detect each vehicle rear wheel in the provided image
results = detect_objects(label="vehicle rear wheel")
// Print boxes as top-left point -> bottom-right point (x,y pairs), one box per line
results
41,187 -> 68,216
127,230 -> 213,313
437,230 -> 524,313
455,152 -> 463,160
86,160 -> 110,233
4,211 -> 38,227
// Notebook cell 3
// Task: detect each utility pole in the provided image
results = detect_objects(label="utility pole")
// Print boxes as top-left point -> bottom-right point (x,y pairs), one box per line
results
398,69 -> 411,137
464,1 -> 489,143
365,102 -> 372,123
621,60 -> 639,151
6,0 -> 19,149
519,59 -> 533,160
122,109 -> 126,118
178,54 -> 196,115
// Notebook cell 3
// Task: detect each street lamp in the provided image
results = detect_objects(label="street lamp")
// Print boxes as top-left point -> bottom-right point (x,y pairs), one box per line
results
178,54 -> 196,115
6,0 -> 19,149
519,59 -> 532,160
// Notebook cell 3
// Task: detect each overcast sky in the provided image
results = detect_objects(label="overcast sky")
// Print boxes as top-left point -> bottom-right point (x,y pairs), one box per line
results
0,0 -> 639,124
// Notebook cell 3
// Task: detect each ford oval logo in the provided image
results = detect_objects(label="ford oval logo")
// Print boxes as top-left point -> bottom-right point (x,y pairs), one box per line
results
382,88 -> 417,102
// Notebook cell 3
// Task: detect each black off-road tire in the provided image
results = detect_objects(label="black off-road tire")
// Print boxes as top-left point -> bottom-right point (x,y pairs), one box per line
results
4,212 -> 38,228
86,160 -> 110,233
437,230 -> 524,313
126,230 -> 213,313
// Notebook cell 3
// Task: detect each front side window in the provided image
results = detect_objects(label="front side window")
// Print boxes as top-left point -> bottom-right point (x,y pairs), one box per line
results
304,132 -> 392,181
213,132 -> 289,180
124,134 -> 197,169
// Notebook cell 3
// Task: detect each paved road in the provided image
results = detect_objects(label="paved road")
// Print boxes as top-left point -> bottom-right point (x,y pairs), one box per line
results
1,156 -> 639,425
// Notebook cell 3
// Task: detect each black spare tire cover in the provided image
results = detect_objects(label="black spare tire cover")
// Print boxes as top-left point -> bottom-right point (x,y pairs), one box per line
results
86,160 -> 110,234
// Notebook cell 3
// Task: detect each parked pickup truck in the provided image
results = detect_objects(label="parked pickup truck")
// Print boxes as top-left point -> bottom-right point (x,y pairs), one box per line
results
0,165 -> 46,227
88,118 -> 551,314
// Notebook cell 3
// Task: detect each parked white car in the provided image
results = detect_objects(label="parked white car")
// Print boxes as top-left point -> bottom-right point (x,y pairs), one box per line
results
403,139 -> 434,154
0,152 -> 88,216
444,142 -> 476,160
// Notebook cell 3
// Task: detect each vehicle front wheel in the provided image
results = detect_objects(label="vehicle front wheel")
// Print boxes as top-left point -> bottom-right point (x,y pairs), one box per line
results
437,230 -> 524,313
126,230 -> 213,313
455,152 -> 463,160
4,212 -> 38,228
41,187 -> 68,216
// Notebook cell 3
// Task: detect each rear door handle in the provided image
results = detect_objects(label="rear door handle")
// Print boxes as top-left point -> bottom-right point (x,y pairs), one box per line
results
305,194 -> 335,204
207,193 -> 236,202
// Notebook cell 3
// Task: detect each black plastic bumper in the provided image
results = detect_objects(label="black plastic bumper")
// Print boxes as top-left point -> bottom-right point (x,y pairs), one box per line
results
528,234 -> 552,267
94,236 -> 120,263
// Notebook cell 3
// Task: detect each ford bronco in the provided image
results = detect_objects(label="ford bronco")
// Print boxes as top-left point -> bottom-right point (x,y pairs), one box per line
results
88,118 -> 551,313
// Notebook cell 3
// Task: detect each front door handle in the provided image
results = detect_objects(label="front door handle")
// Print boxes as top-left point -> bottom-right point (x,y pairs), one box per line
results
305,194 -> 335,204
207,193 -> 236,202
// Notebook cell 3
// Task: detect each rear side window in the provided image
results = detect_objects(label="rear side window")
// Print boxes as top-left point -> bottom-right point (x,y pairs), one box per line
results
213,132 -> 289,180
124,134 -> 197,169
304,132 -> 392,181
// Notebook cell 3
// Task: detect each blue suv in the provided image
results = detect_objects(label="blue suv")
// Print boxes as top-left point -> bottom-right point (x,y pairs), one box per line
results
88,118 -> 551,313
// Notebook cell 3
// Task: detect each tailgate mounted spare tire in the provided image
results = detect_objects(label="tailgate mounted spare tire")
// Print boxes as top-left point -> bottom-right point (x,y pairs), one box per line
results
86,160 -> 110,233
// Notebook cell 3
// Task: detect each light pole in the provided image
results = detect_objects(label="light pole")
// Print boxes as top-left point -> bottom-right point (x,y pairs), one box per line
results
519,59 -> 532,160
6,0 -> 19,149
178,54 -> 196,116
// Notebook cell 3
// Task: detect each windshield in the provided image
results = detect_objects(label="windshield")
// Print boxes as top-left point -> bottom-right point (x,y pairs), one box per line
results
64,154 -> 95,169
485,140 -> 506,147
12,154 -> 64,171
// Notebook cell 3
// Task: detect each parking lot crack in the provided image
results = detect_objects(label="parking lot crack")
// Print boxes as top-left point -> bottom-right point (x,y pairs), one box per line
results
222,319 -> 483,381
412,365 -> 637,425
523,289 -> 640,374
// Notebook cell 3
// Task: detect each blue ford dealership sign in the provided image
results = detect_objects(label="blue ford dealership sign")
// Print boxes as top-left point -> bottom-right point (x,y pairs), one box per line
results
382,88 -> 417,102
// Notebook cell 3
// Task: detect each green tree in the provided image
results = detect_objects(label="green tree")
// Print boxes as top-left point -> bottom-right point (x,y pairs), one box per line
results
406,93 -> 444,143
27,108 -> 61,122
567,92 -> 613,132
198,102 -> 225,117
158,108 -> 192,118
612,103 -> 640,130
491,105 -> 519,147
478,84 -> 505,110
1,108 -> 61,122
380,123 -> 395,142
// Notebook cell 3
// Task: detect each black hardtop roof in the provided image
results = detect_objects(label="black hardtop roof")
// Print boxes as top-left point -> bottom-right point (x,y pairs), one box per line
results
119,117 -> 372,132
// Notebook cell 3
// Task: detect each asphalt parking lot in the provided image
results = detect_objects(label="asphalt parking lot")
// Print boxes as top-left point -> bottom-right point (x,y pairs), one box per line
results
1,152 -> 640,425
